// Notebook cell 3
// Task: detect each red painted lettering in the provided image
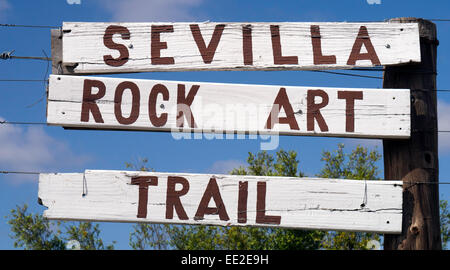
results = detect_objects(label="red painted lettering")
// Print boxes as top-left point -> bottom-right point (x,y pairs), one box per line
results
131,176 -> 158,218
103,25 -> 130,67
81,79 -> 106,123
151,25 -> 175,65
347,26 -> 381,66
177,84 -> 199,128
190,24 -> 225,64
166,176 -> 190,220
148,84 -> 169,127
270,25 -> 298,65
338,91 -> 363,132
265,88 -> 299,130
256,182 -> 281,225
307,90 -> 329,132
194,178 -> 230,221
238,181 -> 248,223
311,25 -> 336,65
242,25 -> 253,65
114,81 -> 140,125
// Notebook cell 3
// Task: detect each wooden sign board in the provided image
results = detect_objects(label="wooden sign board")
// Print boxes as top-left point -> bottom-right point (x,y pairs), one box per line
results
59,22 -> 420,74
38,170 -> 403,233
47,75 -> 410,139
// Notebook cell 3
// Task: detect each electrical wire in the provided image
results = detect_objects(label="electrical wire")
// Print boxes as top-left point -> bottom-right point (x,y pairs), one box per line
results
1,50 -> 51,61
3,80 -> 450,93
7,55 -> 51,61
0,170 -> 450,185
2,169 -> 450,187
0,79 -> 47,82
0,171 -> 41,175
0,23 -> 59,29
2,120 -> 450,133
25,50 -> 50,108
3,79 -> 450,94
1,19 -> 450,30
0,121 -> 47,125
427,19 -> 450,22
311,70 -> 383,79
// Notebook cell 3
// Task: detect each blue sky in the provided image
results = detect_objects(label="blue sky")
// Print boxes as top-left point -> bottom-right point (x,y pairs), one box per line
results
1,0 -> 450,250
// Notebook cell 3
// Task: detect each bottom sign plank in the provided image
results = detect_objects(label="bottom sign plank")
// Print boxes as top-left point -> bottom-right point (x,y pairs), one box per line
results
38,170 -> 402,233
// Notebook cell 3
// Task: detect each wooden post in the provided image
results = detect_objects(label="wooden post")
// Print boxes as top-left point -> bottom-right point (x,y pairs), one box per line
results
383,18 -> 441,249
51,29 -> 76,75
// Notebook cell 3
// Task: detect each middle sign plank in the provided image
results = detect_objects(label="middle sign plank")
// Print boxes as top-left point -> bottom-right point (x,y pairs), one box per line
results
47,75 -> 410,138
60,22 -> 420,74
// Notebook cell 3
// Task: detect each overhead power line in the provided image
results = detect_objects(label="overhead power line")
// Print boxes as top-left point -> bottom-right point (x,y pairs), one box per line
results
0,23 -> 59,29
6,55 -> 51,61
0,79 -> 47,82
1,19 -> 450,30
427,19 -> 450,22
311,70 -> 383,80
0,121 -> 47,125
2,121 -> 450,133
2,169 -> 450,187
0,170 -> 41,175
1,50 -> 51,61
2,79 -> 450,93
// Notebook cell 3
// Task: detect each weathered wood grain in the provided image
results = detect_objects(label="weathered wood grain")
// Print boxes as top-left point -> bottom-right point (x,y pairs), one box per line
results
38,170 -> 403,233
383,18 -> 441,250
47,75 -> 410,139
60,22 -> 420,74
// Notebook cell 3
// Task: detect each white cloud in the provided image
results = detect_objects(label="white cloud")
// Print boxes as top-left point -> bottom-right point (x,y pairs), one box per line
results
438,99 -> 450,153
0,0 -> 11,19
366,0 -> 382,4
0,119 -> 91,183
98,0 -> 204,22
205,159 -> 247,174
67,0 -> 81,5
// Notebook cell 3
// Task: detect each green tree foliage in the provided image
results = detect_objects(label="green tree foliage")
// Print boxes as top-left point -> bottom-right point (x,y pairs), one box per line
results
7,204 -> 114,250
7,204 -> 65,250
318,143 -> 381,180
129,223 -> 170,250
65,222 -> 115,250
441,199 -> 450,249
166,225 -> 224,250
318,143 -> 381,250
9,146 -> 449,250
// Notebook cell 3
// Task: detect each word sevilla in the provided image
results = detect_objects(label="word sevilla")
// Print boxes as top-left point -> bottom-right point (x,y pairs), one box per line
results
81,79 -> 363,132
102,24 -> 380,67
131,176 -> 281,225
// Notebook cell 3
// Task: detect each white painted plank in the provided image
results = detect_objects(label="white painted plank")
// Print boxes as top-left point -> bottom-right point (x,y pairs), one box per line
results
38,170 -> 403,233
61,22 -> 420,74
47,75 -> 410,139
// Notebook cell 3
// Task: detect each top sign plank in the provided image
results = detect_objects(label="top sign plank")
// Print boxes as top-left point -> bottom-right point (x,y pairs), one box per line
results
60,22 -> 421,74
